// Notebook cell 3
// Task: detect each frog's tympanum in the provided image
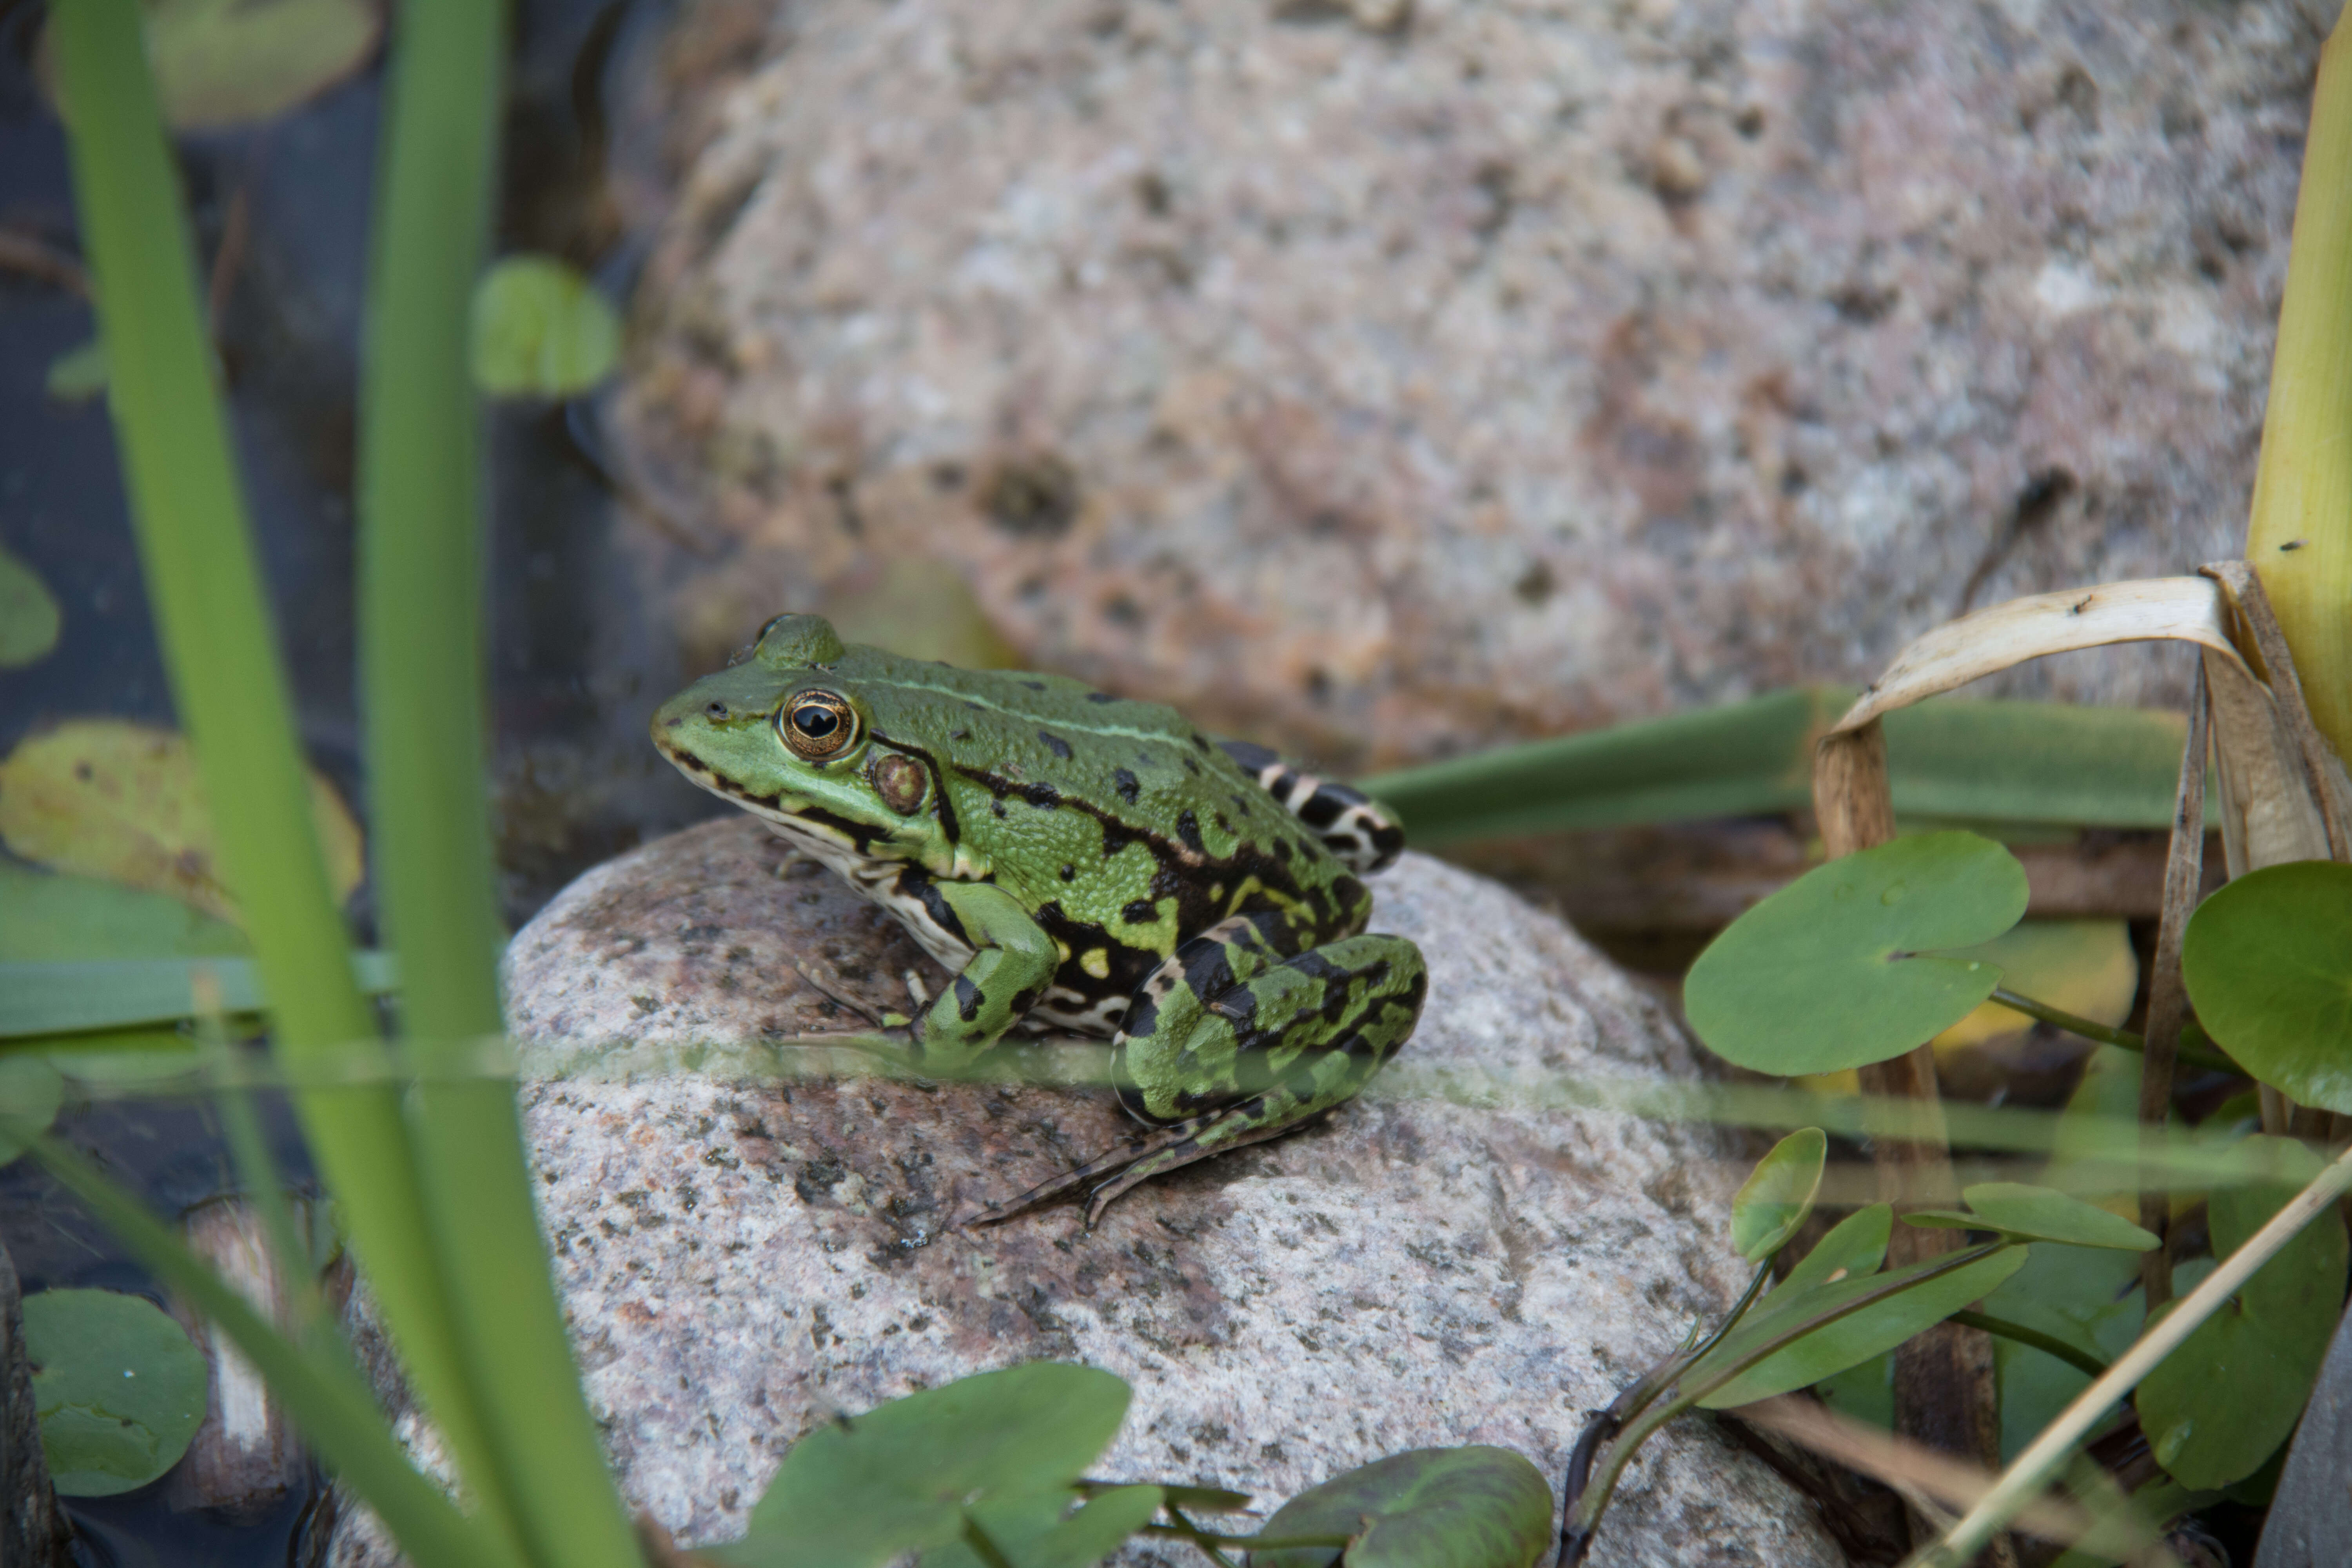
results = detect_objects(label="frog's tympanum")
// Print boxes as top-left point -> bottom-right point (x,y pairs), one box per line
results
651,614 -> 1427,1226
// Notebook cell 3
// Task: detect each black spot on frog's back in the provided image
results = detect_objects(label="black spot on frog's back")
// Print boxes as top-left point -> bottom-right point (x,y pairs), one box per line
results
1175,809 -> 1205,854
1039,730 -> 1073,759
1112,767 -> 1140,804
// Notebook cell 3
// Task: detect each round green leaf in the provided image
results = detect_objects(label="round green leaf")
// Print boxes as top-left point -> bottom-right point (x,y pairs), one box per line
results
1695,1245 -> 2029,1409
1685,832 -> 2029,1076
147,0 -> 380,129
0,544 -> 62,668
25,1288 -> 208,1496
1253,1446 -> 1553,1568
731,1363 -> 1130,1568
2136,1136 -> 2350,1489
1733,1128 -> 1828,1261
0,1055 -> 64,1164
2181,862 -> 2352,1113
469,256 -> 621,399
1897,1183 -> 2158,1252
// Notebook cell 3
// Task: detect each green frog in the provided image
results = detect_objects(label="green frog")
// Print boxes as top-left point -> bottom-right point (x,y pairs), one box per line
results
650,613 -> 1426,1226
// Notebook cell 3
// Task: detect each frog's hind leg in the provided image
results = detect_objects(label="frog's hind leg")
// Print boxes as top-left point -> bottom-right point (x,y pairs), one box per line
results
1216,739 -> 1405,874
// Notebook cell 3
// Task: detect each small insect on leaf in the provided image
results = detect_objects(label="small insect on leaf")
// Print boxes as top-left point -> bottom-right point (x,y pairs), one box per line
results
25,1288 -> 209,1496
1732,1127 -> 1828,1262
1253,1446 -> 1554,1568
1684,832 -> 2029,1077
469,256 -> 622,400
2181,861 -> 2352,1114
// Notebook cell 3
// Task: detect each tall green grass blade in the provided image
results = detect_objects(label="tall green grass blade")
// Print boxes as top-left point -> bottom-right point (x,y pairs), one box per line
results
1365,691 -> 2205,843
49,1 -> 517,1554
358,2 -> 642,1563
21,1133 -> 507,1568
0,953 -> 400,1038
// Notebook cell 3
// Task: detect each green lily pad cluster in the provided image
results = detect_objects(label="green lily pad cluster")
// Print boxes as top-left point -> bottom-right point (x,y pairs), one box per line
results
713,1363 -> 1551,1568
25,1288 -> 208,1496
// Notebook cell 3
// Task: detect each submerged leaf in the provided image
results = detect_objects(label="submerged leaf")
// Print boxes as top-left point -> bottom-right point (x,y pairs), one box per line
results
2181,862 -> 2352,1113
1685,832 -> 2029,1076
470,256 -> 621,399
25,1288 -> 208,1496
2136,1137 -> 2350,1489
1254,1446 -> 1553,1568
0,543 -> 63,666
0,1056 -> 65,1163
0,721 -> 363,927
43,340 -> 107,404
727,1363 -> 1130,1568
1732,1128 -> 1827,1262
145,0 -> 379,129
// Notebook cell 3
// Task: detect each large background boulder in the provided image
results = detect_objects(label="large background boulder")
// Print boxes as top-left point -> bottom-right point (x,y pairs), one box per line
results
613,0 -> 2325,772
364,816 -> 1850,1564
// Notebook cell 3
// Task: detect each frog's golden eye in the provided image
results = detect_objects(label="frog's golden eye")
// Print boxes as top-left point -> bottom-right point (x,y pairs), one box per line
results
778,689 -> 860,760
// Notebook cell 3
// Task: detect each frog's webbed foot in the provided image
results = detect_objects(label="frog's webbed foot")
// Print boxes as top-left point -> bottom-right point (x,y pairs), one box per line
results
957,1092 -> 1333,1231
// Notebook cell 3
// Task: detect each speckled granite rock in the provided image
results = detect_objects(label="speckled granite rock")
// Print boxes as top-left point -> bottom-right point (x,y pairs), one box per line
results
612,0 -> 2324,771
329,815 -> 1843,1565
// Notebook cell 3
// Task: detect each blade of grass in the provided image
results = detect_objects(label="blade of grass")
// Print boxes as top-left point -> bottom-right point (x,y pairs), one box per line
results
19,1130 -> 507,1568
2243,9 -> 2352,762
48,3 -> 520,1555
1365,692 -> 2207,844
1906,1140 -> 2352,1568
0,953 -> 400,1038
358,2 -> 643,1563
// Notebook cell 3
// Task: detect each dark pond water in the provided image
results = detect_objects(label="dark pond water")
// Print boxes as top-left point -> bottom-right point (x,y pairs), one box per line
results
0,1 -> 715,1559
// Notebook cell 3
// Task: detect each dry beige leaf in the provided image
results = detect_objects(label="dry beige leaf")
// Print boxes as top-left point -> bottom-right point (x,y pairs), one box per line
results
1829,577 -> 2247,736
0,719 -> 363,927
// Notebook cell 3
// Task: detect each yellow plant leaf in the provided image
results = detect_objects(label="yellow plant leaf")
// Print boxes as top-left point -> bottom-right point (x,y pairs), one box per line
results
1932,919 -> 2139,1052
0,720 -> 361,926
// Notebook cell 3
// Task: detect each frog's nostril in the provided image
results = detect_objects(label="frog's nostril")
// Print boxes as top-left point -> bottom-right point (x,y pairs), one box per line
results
704,701 -> 728,719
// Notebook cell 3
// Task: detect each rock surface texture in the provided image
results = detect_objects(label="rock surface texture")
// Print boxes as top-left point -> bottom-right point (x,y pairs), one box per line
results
616,0 -> 2326,769
333,815 -> 1845,1564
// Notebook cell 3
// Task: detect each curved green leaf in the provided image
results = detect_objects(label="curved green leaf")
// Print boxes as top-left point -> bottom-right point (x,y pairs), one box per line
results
1733,1128 -> 1828,1261
1695,1245 -> 2027,1409
925,1485 -> 1162,1568
1898,1183 -> 2158,1251
2136,1136 -> 2351,1488
2181,862 -> 2352,1113
1253,1446 -> 1553,1568
25,1288 -> 208,1496
1685,832 -> 2029,1076
469,256 -> 620,399
729,1363 -> 1131,1568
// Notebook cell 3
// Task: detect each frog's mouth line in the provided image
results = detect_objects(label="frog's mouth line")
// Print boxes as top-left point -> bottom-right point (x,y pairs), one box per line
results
657,739 -> 895,868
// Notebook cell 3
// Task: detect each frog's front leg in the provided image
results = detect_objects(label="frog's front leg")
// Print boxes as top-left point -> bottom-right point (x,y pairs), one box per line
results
900,878 -> 1062,1073
968,915 -> 1427,1227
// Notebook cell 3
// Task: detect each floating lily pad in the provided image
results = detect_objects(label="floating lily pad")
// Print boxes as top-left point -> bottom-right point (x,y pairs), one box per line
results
0,864 -> 249,964
1684,832 -> 2029,1076
1252,1446 -> 1554,1568
1695,1244 -> 2027,1409
727,1363 -> 1131,1568
470,256 -> 621,399
1732,1128 -> 1826,1262
2181,861 -> 2352,1113
41,0 -> 380,131
25,1288 -> 209,1496
1900,1183 -> 2158,1252
0,543 -> 62,666
0,720 -> 363,927
2136,1136 -> 2350,1489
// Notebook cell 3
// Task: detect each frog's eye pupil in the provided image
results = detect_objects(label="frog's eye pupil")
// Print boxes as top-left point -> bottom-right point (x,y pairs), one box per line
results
778,690 -> 859,759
